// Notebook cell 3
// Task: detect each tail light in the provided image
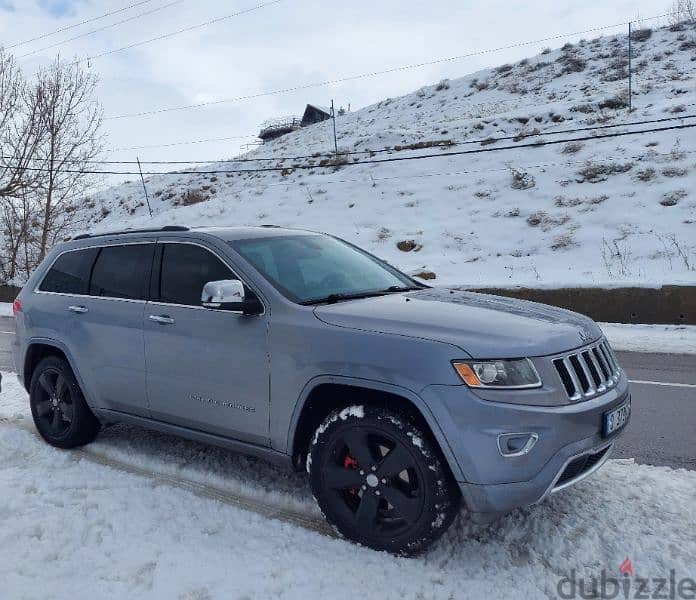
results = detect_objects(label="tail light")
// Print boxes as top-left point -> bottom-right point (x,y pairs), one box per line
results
12,299 -> 21,316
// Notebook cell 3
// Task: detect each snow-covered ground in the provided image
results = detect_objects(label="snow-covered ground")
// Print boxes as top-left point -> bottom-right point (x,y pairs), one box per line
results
600,322 -> 696,354
84,23 -> 696,289
1,375 -> 695,599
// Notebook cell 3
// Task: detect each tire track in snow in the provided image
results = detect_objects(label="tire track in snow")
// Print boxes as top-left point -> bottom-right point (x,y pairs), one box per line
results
0,417 -> 336,539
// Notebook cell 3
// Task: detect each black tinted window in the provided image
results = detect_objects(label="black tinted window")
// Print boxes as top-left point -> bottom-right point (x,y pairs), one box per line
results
159,243 -> 235,306
89,244 -> 153,300
39,248 -> 98,295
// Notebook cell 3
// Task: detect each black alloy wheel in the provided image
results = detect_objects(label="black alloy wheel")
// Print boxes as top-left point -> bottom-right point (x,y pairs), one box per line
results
308,406 -> 461,555
33,368 -> 75,438
29,356 -> 100,448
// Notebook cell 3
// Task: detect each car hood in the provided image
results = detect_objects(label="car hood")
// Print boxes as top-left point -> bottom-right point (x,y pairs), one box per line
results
313,288 -> 602,358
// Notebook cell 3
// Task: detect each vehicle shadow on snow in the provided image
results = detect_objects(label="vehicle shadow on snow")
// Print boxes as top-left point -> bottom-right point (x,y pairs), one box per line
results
94,422 -> 317,513
93,423 -> 692,576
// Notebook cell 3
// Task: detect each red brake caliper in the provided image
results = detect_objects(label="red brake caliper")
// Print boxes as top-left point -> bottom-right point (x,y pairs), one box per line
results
343,454 -> 359,495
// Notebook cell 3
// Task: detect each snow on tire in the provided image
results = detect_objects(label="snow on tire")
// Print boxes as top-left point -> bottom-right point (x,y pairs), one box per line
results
308,404 -> 461,555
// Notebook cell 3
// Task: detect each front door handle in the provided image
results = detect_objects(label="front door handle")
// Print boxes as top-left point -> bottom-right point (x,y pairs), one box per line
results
149,314 -> 175,325
68,305 -> 88,314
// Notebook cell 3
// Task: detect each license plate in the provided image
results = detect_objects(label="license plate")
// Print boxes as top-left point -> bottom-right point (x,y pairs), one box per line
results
603,399 -> 631,437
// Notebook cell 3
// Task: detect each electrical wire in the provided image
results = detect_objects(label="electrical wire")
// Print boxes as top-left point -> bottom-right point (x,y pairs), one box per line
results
103,10 -> 680,120
9,121 -> 694,176
6,113 -> 694,166
6,0 -> 157,49
77,0 -> 285,66
19,0 -> 186,59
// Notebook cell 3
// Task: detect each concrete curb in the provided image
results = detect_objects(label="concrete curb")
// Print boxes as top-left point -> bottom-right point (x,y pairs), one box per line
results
464,286 -> 695,325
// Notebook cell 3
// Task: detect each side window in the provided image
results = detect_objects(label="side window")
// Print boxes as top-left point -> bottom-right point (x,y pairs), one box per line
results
39,248 -> 99,295
159,243 -> 236,306
89,244 -> 153,300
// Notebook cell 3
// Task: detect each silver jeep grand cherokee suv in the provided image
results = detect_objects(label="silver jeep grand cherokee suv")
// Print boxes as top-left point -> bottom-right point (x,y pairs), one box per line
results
11,225 -> 630,554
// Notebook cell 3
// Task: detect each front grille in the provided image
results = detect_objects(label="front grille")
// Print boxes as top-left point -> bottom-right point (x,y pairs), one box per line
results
552,339 -> 621,402
555,446 -> 610,488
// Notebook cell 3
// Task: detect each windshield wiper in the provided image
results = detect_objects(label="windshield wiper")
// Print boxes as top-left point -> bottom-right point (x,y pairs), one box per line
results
301,291 -> 387,305
301,285 -> 424,305
383,285 -> 424,292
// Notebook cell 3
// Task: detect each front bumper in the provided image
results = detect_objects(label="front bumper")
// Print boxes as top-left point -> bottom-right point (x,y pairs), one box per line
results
420,373 -> 630,516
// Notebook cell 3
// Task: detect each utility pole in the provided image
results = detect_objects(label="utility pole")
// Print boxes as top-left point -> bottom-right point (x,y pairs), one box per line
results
628,22 -> 633,112
136,156 -> 153,218
331,99 -> 338,156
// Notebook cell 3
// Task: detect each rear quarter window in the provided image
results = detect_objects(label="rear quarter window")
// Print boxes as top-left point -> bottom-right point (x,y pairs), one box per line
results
39,248 -> 99,295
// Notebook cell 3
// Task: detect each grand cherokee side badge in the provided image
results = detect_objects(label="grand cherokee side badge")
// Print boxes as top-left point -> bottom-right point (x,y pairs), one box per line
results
191,393 -> 255,413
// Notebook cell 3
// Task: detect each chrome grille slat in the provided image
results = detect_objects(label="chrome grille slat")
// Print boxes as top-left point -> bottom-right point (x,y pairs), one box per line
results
576,353 -> 596,395
600,341 -> 618,375
552,339 -> 621,402
561,357 -> 583,401
593,346 -> 611,381
587,350 -> 607,391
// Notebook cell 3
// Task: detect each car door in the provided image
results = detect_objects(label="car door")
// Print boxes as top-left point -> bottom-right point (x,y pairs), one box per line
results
144,240 -> 270,445
51,241 -> 154,417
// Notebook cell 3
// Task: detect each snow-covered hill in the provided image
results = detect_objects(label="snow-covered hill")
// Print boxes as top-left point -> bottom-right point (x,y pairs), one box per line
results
89,23 -> 696,287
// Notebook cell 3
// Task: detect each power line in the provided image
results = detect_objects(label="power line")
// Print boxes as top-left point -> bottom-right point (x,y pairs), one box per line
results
7,0 -> 157,50
104,10 -> 679,120
9,113 -> 695,166
102,96 -> 696,155
19,0 -> 185,59
254,148 -> 696,189
77,0 -> 285,65
112,134 -> 258,152
106,88 -> 629,153
105,86 -> 693,156
10,122 -> 695,176
123,112 -> 696,164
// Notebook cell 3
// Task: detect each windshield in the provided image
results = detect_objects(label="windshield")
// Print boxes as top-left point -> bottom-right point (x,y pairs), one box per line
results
229,234 -> 420,304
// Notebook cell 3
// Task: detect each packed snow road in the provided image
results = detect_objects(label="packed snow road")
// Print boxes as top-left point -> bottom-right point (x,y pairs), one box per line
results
1,375 -> 695,599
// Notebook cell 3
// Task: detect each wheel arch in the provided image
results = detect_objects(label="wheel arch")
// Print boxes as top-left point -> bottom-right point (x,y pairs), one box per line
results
287,376 -> 464,481
23,339 -> 91,404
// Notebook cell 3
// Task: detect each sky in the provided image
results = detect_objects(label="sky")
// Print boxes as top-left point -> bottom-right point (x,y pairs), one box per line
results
0,0 -> 673,187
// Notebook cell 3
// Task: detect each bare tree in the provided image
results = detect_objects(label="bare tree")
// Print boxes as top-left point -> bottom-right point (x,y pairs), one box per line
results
670,0 -> 696,24
0,48 -> 44,201
0,190 -> 38,281
0,49 -> 104,280
32,57 -> 104,262
0,48 -> 45,280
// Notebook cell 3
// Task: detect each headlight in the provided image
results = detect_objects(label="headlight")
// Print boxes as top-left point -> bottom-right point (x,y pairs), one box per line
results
452,358 -> 542,389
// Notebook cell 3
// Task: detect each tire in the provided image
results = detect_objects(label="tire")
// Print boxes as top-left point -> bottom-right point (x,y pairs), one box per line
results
308,405 -> 461,555
29,356 -> 100,449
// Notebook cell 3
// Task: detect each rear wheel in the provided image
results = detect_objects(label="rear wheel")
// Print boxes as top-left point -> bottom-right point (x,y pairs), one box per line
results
29,356 -> 100,449
308,405 -> 460,555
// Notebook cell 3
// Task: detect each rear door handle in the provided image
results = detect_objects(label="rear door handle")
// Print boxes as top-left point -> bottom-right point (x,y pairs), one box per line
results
68,305 -> 88,314
149,314 -> 175,325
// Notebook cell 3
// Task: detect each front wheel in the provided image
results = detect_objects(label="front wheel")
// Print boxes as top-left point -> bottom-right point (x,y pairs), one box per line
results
308,405 -> 461,555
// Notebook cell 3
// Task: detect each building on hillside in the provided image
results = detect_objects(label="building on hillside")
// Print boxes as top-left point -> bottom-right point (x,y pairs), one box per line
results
258,116 -> 302,142
257,104 -> 334,143
300,104 -> 332,127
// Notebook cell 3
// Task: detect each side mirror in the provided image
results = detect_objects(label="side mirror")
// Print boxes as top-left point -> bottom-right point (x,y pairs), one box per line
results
201,280 -> 263,315
201,280 -> 245,311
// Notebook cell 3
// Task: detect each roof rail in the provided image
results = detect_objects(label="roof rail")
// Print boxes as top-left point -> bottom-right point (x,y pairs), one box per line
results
72,225 -> 189,240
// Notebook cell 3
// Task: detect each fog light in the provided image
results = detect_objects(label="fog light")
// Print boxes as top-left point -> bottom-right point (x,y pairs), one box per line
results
497,432 -> 539,457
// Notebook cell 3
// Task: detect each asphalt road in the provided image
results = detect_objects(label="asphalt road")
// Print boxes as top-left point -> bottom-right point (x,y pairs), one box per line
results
0,316 -> 693,470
